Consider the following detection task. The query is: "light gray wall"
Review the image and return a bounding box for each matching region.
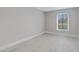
[45,8,79,35]
[76,8,79,35]
[16,8,45,39]
[0,7,44,47]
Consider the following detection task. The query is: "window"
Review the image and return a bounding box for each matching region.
[57,13,69,31]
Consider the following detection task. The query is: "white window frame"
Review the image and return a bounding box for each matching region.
[57,13,69,31]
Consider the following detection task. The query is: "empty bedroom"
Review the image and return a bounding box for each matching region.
[0,7,79,52]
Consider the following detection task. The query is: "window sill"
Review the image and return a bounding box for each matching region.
[57,29,69,32]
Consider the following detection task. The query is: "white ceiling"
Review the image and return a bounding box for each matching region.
[36,7,72,12]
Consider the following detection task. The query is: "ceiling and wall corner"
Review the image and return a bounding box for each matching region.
[35,7,74,12]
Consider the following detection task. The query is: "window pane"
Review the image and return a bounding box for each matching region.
[57,13,69,31]
[63,25,67,29]
[58,25,67,29]
[63,14,67,24]
[58,25,63,29]
[58,14,62,24]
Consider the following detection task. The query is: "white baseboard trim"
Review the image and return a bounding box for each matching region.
[0,32,45,51]
[46,32,79,38]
